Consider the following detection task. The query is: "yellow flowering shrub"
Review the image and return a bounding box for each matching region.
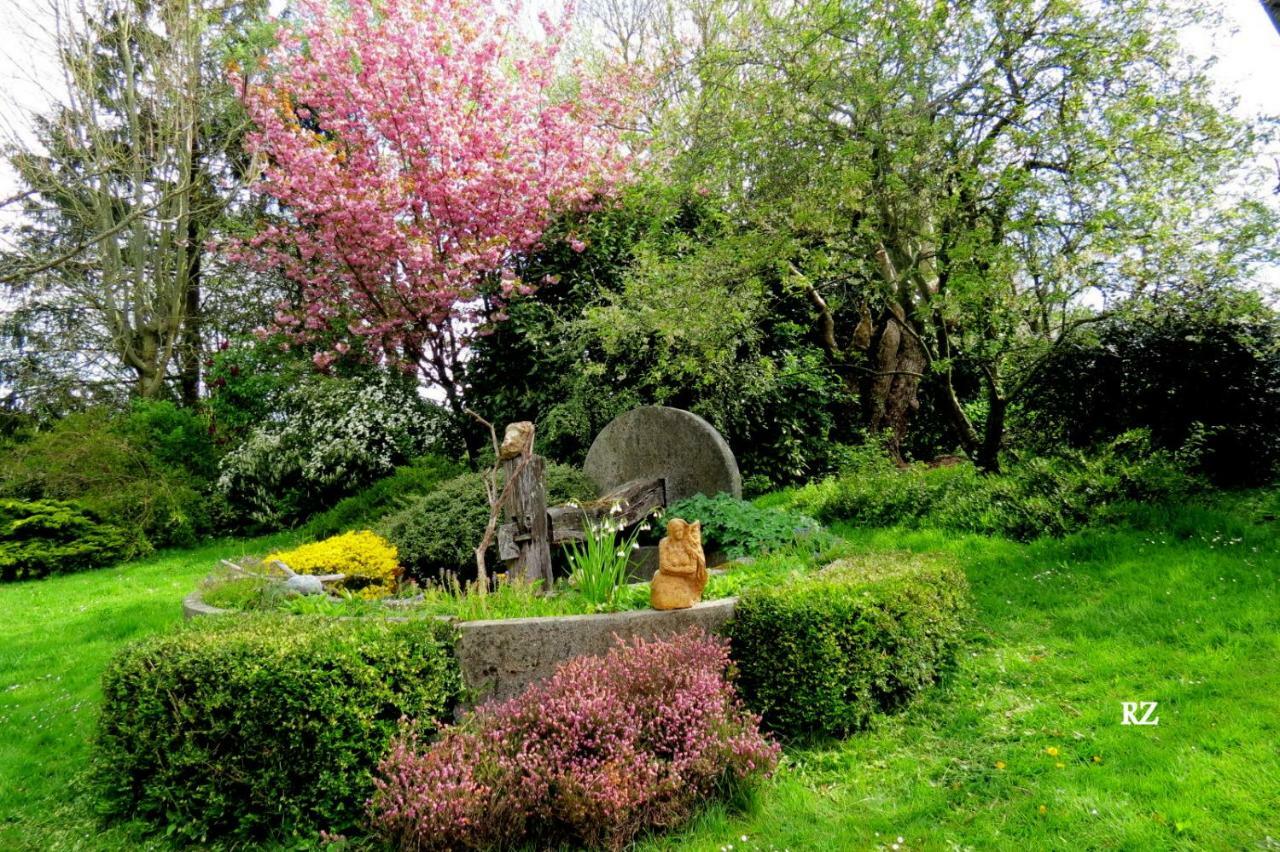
[265,530,401,598]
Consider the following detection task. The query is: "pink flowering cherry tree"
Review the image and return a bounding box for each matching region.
[234,0,631,415]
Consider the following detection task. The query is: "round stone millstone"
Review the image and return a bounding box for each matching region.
[583,406,742,503]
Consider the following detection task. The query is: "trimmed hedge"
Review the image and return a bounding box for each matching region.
[94,616,462,844]
[0,498,131,581]
[728,553,969,738]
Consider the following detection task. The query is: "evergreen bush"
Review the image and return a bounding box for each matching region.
[0,499,131,581]
[94,616,461,844]
[728,553,969,737]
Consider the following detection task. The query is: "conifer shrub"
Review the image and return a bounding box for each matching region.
[265,529,401,597]
[0,498,131,581]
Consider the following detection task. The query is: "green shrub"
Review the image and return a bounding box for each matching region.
[216,372,452,529]
[662,492,830,558]
[0,409,212,553]
[0,499,131,581]
[302,455,466,539]
[789,431,1202,541]
[728,553,969,738]
[94,616,462,844]
[379,463,594,581]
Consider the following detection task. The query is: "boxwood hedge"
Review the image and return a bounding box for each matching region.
[93,615,461,844]
[727,553,969,738]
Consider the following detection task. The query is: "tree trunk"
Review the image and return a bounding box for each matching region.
[861,306,927,462]
[179,144,202,407]
[977,395,1006,472]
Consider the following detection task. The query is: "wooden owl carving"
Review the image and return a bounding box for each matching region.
[651,518,708,610]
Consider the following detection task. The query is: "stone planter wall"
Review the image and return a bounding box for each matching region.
[181,586,737,704]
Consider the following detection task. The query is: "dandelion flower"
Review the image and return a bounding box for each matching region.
[1045,746,1060,757]
[995,761,1006,770]
[1038,805,1048,815]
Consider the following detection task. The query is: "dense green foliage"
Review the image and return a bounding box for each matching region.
[1019,295,1280,486]
[94,615,461,844]
[0,498,131,581]
[378,463,594,582]
[0,402,216,553]
[663,492,830,558]
[301,454,466,539]
[785,434,1202,541]
[217,372,451,528]
[465,181,856,487]
[729,552,969,738]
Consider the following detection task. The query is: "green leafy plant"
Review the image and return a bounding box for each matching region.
[788,432,1204,541]
[302,454,466,539]
[564,507,645,609]
[663,492,830,558]
[0,409,212,553]
[728,552,969,738]
[379,463,593,582]
[93,615,461,844]
[0,499,132,582]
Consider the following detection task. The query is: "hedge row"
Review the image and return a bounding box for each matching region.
[728,552,969,738]
[93,615,461,844]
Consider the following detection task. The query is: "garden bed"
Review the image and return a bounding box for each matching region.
[184,572,740,701]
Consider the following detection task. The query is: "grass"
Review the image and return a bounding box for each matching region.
[0,533,298,851]
[641,493,1280,851]
[1,493,1278,849]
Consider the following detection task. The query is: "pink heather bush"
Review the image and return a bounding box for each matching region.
[370,629,780,851]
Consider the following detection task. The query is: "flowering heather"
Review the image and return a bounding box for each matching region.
[370,629,779,851]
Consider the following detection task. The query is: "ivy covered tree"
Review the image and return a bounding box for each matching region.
[234,0,632,423]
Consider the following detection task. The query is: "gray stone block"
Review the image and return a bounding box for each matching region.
[456,597,738,703]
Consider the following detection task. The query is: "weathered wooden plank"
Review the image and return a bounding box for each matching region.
[547,477,665,544]
[523,456,552,585]
[497,522,519,562]
[497,476,667,556]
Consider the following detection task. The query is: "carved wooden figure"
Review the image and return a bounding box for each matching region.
[650,519,708,610]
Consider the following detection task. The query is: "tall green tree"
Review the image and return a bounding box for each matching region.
[629,0,1278,467]
[0,0,270,409]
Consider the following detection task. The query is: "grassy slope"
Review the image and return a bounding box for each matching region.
[646,496,1280,851]
[0,534,297,851]
[1,496,1277,850]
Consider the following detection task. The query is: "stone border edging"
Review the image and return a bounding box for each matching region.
[182,590,228,620]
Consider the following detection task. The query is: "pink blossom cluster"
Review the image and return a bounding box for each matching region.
[370,629,780,851]
[232,0,632,373]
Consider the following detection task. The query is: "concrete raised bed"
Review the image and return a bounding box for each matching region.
[181,586,737,704]
[456,597,737,702]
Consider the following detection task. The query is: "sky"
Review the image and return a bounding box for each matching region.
[0,0,1276,255]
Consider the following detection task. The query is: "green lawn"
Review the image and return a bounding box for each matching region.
[2,495,1278,850]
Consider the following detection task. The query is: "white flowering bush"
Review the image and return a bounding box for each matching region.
[217,373,448,527]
